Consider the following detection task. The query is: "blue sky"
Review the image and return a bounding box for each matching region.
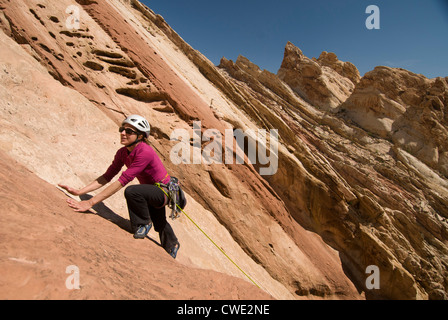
[142,0,448,79]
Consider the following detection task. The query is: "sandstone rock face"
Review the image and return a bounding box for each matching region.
[1,0,447,300]
[317,51,361,84]
[277,42,358,111]
[0,0,359,300]
[216,50,448,299]
[339,66,448,177]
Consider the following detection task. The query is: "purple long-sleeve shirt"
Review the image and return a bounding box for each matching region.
[102,142,170,186]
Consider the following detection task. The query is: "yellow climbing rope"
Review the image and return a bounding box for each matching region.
[155,184,262,290]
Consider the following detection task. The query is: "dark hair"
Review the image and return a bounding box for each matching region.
[137,131,150,145]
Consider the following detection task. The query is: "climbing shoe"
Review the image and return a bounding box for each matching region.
[133,223,152,239]
[169,242,180,259]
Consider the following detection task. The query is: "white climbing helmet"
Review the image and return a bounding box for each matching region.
[122,114,151,137]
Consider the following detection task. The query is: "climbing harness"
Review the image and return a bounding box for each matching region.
[155,176,185,220]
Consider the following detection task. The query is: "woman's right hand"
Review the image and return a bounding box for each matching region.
[58,184,81,196]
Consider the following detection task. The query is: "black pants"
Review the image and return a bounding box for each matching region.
[124,184,178,252]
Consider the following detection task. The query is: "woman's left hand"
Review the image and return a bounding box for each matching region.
[66,198,93,212]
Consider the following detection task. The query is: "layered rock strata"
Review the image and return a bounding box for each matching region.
[1,0,447,300]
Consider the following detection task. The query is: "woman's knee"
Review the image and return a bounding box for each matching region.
[124,185,141,200]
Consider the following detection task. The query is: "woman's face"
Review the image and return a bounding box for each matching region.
[120,124,139,146]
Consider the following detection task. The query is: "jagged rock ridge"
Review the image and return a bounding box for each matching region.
[0,0,447,300]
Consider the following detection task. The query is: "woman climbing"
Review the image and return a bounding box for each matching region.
[59,114,180,258]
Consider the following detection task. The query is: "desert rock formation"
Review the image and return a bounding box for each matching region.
[277,42,359,111]
[1,0,447,300]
